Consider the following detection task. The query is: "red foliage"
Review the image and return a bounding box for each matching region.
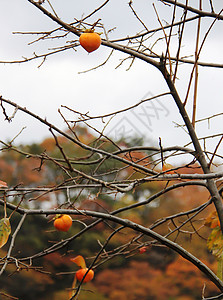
[0,160,14,184]
[0,156,45,186]
[94,258,219,299]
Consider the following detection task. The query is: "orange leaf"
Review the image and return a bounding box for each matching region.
[70,255,86,269]
[205,211,220,229]
[0,218,11,248]
[207,227,223,259]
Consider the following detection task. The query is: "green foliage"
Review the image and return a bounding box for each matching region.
[207,227,223,259]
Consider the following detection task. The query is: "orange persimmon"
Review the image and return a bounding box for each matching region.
[139,246,147,254]
[79,31,101,53]
[76,268,94,283]
[53,214,72,232]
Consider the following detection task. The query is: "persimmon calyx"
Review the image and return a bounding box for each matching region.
[83,29,95,33]
[53,214,62,220]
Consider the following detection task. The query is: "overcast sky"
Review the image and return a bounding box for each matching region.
[0,1,223,164]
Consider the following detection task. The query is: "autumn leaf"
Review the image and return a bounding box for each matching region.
[205,211,220,229]
[0,218,11,248]
[70,255,86,269]
[207,227,223,258]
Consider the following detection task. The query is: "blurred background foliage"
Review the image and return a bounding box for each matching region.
[0,126,220,299]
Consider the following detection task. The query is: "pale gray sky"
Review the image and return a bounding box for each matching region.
[0,1,223,164]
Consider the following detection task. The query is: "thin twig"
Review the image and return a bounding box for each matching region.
[0,214,27,276]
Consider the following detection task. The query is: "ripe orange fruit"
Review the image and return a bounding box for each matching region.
[76,268,94,283]
[139,246,147,254]
[53,214,72,232]
[79,31,101,53]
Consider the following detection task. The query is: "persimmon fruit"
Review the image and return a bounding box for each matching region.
[76,268,94,283]
[139,246,147,254]
[79,31,101,53]
[53,214,72,232]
